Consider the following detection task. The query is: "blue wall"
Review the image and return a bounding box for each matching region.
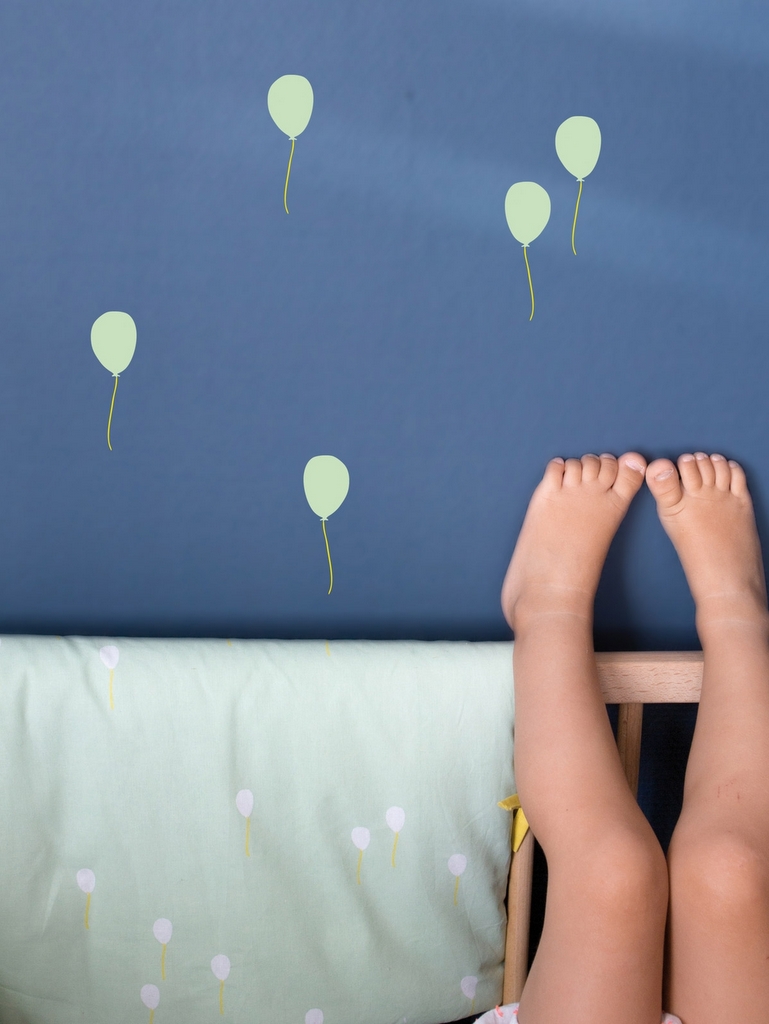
[1,0,768,647]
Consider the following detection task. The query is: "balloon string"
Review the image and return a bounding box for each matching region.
[150,1012,154,1024]
[391,832,399,867]
[219,980,224,1016]
[523,246,535,321]
[106,375,119,451]
[84,892,91,929]
[283,137,295,214]
[453,876,460,906]
[571,178,583,256]
[161,944,166,980]
[357,849,363,884]
[321,519,333,594]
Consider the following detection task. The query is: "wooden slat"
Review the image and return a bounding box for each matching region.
[502,827,534,1004]
[596,651,702,703]
[616,703,643,798]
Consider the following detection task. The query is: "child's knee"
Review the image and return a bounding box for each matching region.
[553,826,668,922]
[668,829,769,918]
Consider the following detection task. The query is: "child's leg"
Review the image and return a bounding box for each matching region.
[502,453,668,1024]
[647,453,769,1023]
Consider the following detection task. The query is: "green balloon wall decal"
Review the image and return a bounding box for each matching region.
[555,116,601,254]
[268,75,314,214]
[90,311,136,451]
[303,456,349,594]
[504,182,551,321]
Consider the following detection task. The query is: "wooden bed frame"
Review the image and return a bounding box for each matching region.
[502,650,705,1003]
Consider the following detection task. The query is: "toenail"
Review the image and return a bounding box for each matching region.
[680,454,695,462]
[625,457,645,472]
[695,452,708,460]
[655,468,675,480]
[728,460,739,467]
[711,453,725,461]
[552,457,564,464]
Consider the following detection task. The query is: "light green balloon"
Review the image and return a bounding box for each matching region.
[268,75,314,139]
[555,116,601,180]
[505,182,551,246]
[91,311,136,375]
[304,456,349,520]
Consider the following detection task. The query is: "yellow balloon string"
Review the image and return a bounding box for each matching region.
[453,876,459,906]
[109,669,114,710]
[571,178,584,255]
[161,943,166,980]
[321,519,333,594]
[245,816,251,857]
[391,832,399,867]
[106,374,119,451]
[219,980,224,1016]
[356,849,363,885]
[84,892,91,929]
[149,1012,154,1024]
[283,137,296,214]
[522,246,535,321]
[325,640,331,657]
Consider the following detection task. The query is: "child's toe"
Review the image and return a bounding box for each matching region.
[646,458,683,510]
[612,453,646,503]
[711,453,731,491]
[728,459,748,497]
[695,452,715,487]
[678,453,702,491]
[597,453,619,487]
[581,454,601,482]
[542,457,566,490]
[562,457,583,486]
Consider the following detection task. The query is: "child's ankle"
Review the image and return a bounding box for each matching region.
[507,585,594,634]
[696,596,769,642]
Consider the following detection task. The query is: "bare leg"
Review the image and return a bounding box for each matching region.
[502,453,668,1024]
[647,453,769,1023]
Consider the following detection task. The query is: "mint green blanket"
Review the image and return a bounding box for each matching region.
[0,637,515,1024]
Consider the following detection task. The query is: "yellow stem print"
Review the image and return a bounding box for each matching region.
[571,178,584,256]
[109,669,114,710]
[84,892,91,929]
[453,876,460,906]
[471,999,475,1013]
[283,137,296,214]
[149,1011,154,1024]
[325,639,330,657]
[391,832,399,867]
[522,246,535,321]
[245,816,251,857]
[321,519,334,594]
[356,849,363,885]
[161,944,166,981]
[106,374,119,451]
[219,980,224,1016]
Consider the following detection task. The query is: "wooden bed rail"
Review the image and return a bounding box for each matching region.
[595,650,703,704]
[502,650,704,1004]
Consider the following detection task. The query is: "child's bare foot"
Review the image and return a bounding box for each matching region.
[646,453,769,631]
[501,453,647,631]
